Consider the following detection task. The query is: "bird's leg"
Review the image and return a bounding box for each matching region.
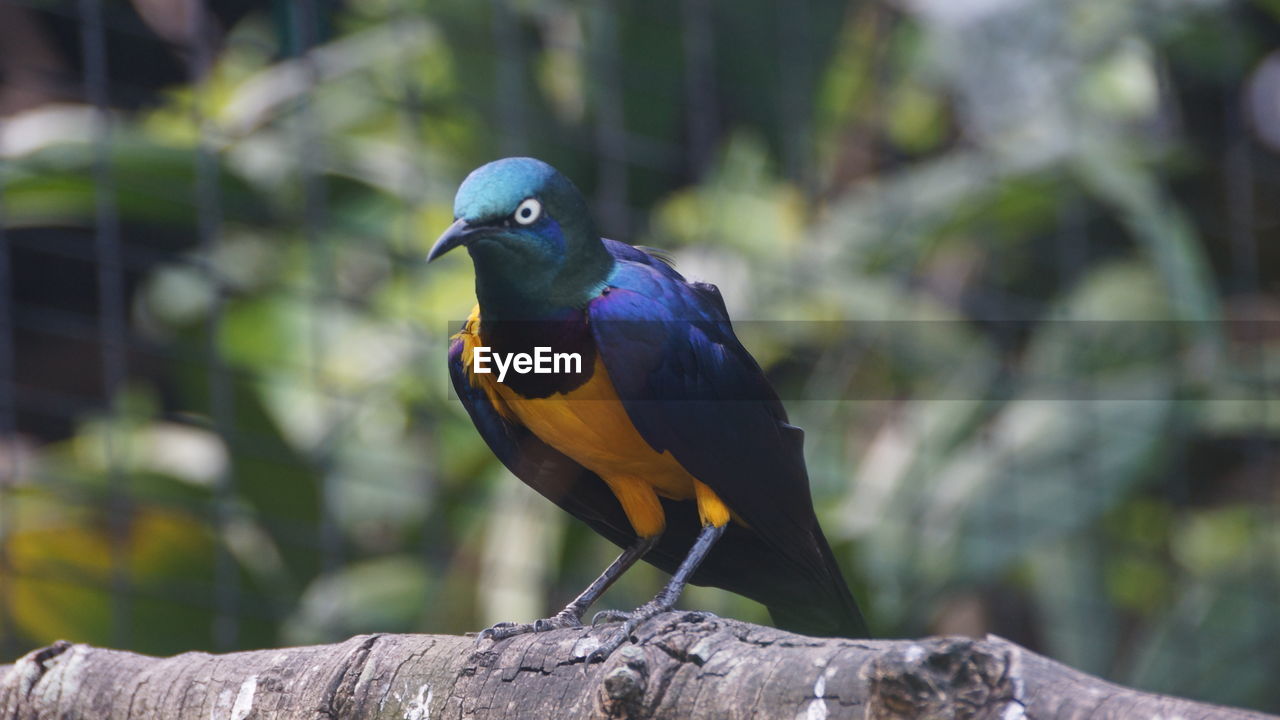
[588,523,726,662]
[478,534,659,642]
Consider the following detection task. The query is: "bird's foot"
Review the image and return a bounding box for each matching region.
[584,601,692,662]
[589,608,635,627]
[475,610,583,643]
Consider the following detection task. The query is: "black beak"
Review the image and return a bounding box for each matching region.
[427,218,474,262]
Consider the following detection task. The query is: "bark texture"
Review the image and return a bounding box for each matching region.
[1,612,1273,719]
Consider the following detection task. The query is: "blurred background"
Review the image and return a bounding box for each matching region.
[1,0,1278,712]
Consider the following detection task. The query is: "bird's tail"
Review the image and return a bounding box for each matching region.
[765,533,869,638]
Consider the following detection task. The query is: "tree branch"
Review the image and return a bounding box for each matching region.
[1,612,1272,719]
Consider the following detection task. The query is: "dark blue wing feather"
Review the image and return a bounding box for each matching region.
[589,250,868,637]
[588,262,816,560]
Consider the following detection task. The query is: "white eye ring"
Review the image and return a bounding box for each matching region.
[514,197,541,225]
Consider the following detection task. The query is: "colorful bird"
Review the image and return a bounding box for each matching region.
[429,157,868,658]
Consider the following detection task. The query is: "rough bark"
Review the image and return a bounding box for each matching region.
[0,612,1273,719]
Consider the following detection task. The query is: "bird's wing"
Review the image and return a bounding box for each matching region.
[586,259,829,580]
[447,332,636,543]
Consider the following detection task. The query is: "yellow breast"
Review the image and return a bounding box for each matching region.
[456,307,730,536]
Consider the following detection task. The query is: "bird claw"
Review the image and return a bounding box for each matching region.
[584,600,671,663]
[475,612,583,644]
[585,627,634,664]
[533,613,584,633]
[475,621,530,643]
[590,609,631,627]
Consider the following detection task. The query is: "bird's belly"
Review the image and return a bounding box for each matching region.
[494,357,696,500]
[457,307,731,536]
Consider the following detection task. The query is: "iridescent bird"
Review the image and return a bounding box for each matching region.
[429,157,868,658]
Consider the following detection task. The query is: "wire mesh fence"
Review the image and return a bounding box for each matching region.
[1,0,1278,713]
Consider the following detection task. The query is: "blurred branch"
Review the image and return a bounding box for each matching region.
[1,614,1273,720]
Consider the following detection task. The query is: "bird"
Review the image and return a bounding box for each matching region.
[429,157,868,659]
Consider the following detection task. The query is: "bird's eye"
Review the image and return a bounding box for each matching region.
[514,198,542,226]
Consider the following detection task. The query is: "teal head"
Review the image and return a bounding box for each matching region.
[428,157,614,320]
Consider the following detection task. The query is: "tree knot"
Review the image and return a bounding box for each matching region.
[599,645,649,719]
[13,640,74,698]
[865,638,1023,720]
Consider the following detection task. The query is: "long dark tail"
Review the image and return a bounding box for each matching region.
[765,532,869,638]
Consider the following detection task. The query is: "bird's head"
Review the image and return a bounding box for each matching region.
[429,157,613,320]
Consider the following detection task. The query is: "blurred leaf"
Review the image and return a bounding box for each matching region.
[215,19,448,138]
[1074,148,1221,332]
[929,394,1170,581]
[1125,508,1280,709]
[5,499,221,655]
[886,81,950,153]
[282,555,430,644]
[856,263,1179,634]
[815,5,892,149]
[2,138,270,228]
[1171,507,1257,576]
[1079,40,1160,120]
[1026,537,1119,676]
[5,502,114,646]
[650,136,806,259]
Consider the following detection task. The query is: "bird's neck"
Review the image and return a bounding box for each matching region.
[473,277,557,322]
[472,239,614,322]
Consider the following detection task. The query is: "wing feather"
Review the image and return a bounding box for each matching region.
[587,262,828,578]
